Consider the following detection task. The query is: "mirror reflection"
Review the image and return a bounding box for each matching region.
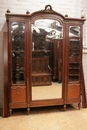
[11,22,25,84]
[69,26,80,37]
[32,19,63,100]
[69,26,80,82]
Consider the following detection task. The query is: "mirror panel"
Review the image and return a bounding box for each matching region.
[68,26,80,82]
[31,19,63,100]
[11,22,25,84]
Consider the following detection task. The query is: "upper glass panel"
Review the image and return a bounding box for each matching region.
[11,22,25,84]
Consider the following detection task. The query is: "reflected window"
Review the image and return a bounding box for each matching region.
[69,26,80,37]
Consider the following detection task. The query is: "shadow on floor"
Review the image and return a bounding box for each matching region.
[11,104,79,117]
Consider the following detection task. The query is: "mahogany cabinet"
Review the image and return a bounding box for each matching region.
[4,5,86,117]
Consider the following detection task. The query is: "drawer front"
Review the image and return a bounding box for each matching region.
[67,84,80,99]
[11,86,26,102]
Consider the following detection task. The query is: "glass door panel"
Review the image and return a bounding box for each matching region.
[11,22,25,84]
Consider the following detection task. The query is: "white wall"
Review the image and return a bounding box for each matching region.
[0,0,87,108]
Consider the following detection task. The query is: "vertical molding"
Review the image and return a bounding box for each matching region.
[3,32,9,117]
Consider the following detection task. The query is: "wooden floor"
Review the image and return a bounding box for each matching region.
[0,105,87,130]
[32,82,62,100]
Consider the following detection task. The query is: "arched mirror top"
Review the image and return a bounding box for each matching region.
[32,19,63,41]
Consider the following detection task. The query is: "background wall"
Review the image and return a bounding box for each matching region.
[0,0,87,108]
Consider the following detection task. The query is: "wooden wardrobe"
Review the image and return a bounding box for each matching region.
[3,5,86,117]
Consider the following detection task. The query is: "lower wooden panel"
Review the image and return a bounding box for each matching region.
[9,102,27,109]
[67,98,80,104]
[30,99,64,107]
[67,84,80,99]
[11,86,26,102]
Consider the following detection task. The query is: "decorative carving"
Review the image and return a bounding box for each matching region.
[26,11,30,14]
[40,4,57,13]
[7,9,10,13]
[16,87,21,94]
[71,84,76,92]
[81,15,85,18]
[65,14,68,17]
[45,5,52,11]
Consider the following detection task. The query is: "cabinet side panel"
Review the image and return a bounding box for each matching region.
[3,32,9,117]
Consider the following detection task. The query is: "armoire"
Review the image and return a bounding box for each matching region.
[3,5,86,117]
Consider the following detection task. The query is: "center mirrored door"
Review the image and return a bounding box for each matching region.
[31,19,63,100]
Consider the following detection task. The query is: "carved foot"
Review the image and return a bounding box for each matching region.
[27,107,30,115]
[64,104,66,111]
[9,109,12,116]
[78,103,80,110]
